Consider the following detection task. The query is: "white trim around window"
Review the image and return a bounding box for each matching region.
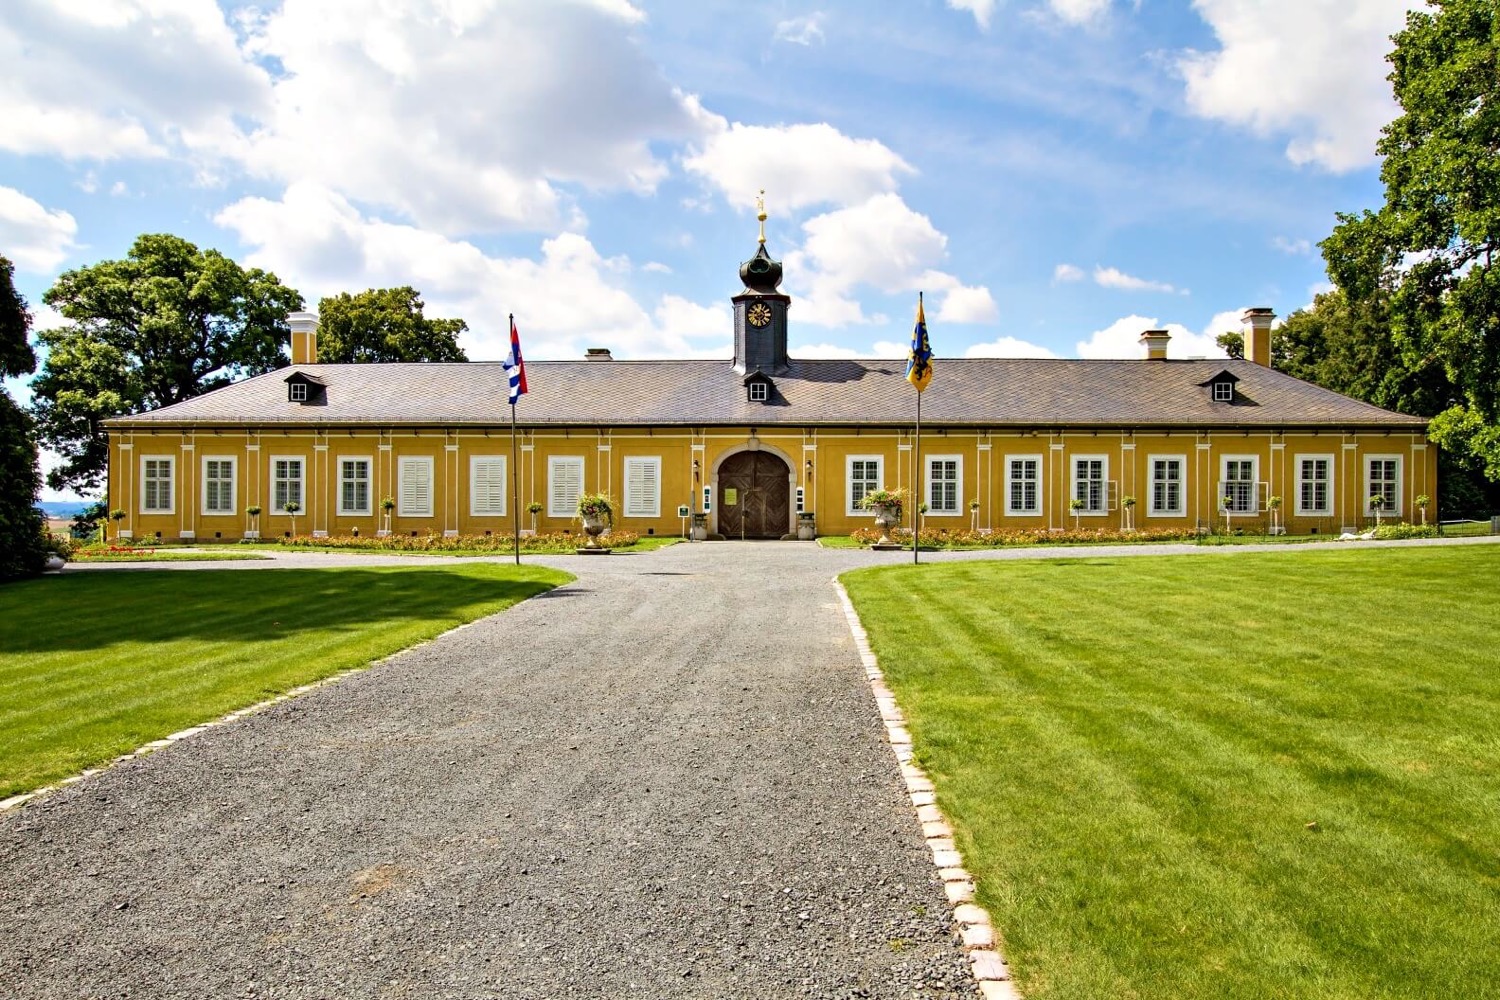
[925,455,962,515]
[140,454,175,514]
[271,455,305,514]
[847,455,884,515]
[338,455,373,516]
[1295,454,1333,517]
[470,455,507,517]
[623,456,662,518]
[201,455,236,515]
[1147,454,1186,517]
[398,455,434,517]
[1365,454,1402,517]
[1219,455,1260,514]
[1004,454,1042,516]
[548,456,585,518]
[1072,455,1108,515]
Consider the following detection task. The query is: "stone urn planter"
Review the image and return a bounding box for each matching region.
[576,492,613,554]
[858,488,906,550]
[691,511,708,541]
[796,512,816,540]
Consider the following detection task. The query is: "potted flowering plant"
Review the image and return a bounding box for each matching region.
[527,501,544,533]
[857,488,906,547]
[1121,495,1137,532]
[1368,493,1386,527]
[1267,494,1283,535]
[1415,493,1430,526]
[1069,496,1084,531]
[379,495,395,536]
[245,504,261,539]
[577,493,613,550]
[283,500,301,538]
[109,507,128,541]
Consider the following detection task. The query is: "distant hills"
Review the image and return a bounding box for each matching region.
[40,501,91,519]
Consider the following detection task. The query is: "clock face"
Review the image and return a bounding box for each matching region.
[747,302,773,328]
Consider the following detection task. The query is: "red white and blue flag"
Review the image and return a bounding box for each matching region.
[505,317,528,404]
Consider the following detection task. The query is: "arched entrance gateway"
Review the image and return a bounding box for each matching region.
[715,450,793,539]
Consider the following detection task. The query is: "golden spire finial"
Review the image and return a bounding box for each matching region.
[756,189,767,245]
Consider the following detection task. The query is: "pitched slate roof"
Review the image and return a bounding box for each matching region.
[106,357,1427,430]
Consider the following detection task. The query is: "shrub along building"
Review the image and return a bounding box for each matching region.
[104,234,1434,543]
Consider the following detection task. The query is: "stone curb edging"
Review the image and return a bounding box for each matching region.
[832,578,1024,1000]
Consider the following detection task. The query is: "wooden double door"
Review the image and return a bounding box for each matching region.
[717,451,791,539]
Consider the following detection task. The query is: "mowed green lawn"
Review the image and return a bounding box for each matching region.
[843,544,1500,1000]
[0,564,570,798]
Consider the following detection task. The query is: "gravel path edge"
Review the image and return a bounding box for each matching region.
[832,576,1025,1000]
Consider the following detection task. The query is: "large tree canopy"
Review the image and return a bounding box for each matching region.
[0,255,46,579]
[315,287,468,363]
[31,234,302,493]
[1323,0,1500,480]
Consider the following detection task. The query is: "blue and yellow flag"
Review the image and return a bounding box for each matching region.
[905,292,933,393]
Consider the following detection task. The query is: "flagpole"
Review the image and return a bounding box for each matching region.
[509,312,520,567]
[913,388,921,565]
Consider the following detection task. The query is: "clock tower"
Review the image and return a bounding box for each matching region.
[731,192,791,374]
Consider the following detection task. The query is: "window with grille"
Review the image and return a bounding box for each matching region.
[1212,381,1234,402]
[927,457,960,514]
[1367,457,1400,515]
[398,456,433,517]
[289,382,308,402]
[1221,457,1257,513]
[548,456,584,518]
[1073,457,1107,513]
[1150,457,1184,516]
[1297,456,1332,515]
[469,456,506,517]
[1005,456,1040,515]
[748,382,768,402]
[624,456,661,518]
[273,458,304,513]
[203,457,235,514]
[339,458,371,515]
[848,457,882,514]
[142,456,174,513]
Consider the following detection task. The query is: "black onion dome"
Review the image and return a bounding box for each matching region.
[739,243,783,293]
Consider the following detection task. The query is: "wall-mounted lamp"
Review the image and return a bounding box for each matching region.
[692,459,701,483]
[805,459,813,477]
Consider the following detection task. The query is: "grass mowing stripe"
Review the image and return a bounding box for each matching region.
[0,564,570,798]
[843,545,1500,1000]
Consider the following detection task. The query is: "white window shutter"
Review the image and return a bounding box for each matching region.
[399,457,433,516]
[624,457,660,518]
[548,457,583,517]
[470,457,506,516]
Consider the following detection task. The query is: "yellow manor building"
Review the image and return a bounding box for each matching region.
[104,240,1434,542]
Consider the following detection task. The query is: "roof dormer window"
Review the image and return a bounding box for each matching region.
[1199,369,1240,404]
[1212,381,1233,402]
[749,382,769,402]
[284,371,327,405]
[289,382,308,402]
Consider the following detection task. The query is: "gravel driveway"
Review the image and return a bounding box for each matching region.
[1,541,982,999]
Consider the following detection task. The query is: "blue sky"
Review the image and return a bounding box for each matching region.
[2,1,1415,498]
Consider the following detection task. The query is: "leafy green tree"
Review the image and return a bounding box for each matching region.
[1323,0,1500,482]
[0,255,47,579]
[315,287,467,363]
[31,234,302,493]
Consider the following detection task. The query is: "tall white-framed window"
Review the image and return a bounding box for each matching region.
[141,455,175,514]
[398,456,434,517]
[1366,455,1402,516]
[201,456,236,515]
[624,456,662,518]
[469,455,507,517]
[1072,456,1108,514]
[1220,456,1259,513]
[1296,455,1333,516]
[1004,455,1041,516]
[925,456,961,515]
[338,457,372,515]
[847,456,883,515]
[548,456,584,518]
[1148,456,1185,517]
[271,456,304,513]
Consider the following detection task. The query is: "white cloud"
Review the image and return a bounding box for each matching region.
[682,117,914,213]
[775,14,826,45]
[1179,0,1408,172]
[947,0,998,30]
[215,182,727,361]
[964,337,1059,359]
[240,0,705,235]
[935,284,999,324]
[1048,0,1112,27]
[1075,310,1237,358]
[1093,265,1182,294]
[0,187,78,272]
[1053,263,1085,283]
[0,0,268,161]
[1272,236,1312,255]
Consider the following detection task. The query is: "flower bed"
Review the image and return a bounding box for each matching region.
[277,530,643,552]
[849,525,1204,548]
